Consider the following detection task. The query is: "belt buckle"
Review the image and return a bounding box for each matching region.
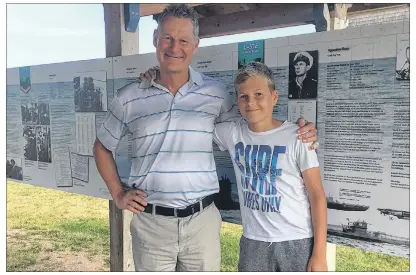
[174,208,178,218]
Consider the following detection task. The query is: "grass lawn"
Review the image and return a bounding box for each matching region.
[6,181,410,271]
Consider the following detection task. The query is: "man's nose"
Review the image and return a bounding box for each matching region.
[169,39,180,52]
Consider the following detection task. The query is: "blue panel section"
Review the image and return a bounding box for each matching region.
[124,3,140,33]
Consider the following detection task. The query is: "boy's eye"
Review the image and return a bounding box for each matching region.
[256,93,262,96]
[239,95,248,100]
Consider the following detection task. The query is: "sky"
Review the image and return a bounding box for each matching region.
[6,3,316,68]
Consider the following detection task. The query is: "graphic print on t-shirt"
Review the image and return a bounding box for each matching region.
[234,142,286,213]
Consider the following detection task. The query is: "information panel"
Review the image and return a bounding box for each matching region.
[7,22,409,258]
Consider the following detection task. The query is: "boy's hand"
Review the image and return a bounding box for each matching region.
[139,66,159,83]
[307,255,328,272]
[296,118,319,150]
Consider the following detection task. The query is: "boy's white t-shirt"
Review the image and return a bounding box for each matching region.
[213,118,319,242]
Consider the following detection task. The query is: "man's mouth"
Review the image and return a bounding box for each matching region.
[165,54,183,59]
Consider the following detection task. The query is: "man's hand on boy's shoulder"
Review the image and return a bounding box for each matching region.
[296,118,319,150]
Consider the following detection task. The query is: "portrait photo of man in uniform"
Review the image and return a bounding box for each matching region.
[288,51,318,99]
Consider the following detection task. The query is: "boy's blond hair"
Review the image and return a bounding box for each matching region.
[234,62,276,92]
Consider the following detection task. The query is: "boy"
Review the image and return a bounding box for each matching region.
[213,62,328,272]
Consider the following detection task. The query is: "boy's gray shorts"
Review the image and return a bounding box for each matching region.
[238,235,314,272]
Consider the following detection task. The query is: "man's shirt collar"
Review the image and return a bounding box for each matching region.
[139,66,204,92]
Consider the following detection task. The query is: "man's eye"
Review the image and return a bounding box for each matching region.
[180,40,189,44]
[240,95,248,100]
[256,93,262,96]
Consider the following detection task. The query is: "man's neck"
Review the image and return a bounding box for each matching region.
[156,68,190,95]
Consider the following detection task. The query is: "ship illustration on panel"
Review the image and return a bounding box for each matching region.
[328,219,409,246]
[327,195,369,211]
[377,208,410,220]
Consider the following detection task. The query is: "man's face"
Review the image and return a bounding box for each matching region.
[237,75,278,125]
[294,61,309,76]
[153,16,199,74]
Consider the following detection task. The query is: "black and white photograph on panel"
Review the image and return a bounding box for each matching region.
[288,50,318,99]
[23,126,37,161]
[38,103,50,125]
[396,38,409,80]
[73,71,107,112]
[21,102,39,125]
[36,126,52,163]
[6,157,23,181]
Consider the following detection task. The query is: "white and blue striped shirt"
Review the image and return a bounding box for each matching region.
[97,67,238,208]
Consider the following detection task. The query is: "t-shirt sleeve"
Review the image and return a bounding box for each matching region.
[215,84,240,123]
[296,140,320,172]
[213,121,235,151]
[96,93,128,151]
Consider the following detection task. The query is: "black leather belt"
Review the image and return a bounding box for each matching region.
[143,194,214,218]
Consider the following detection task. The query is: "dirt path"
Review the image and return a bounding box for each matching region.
[7,229,108,272]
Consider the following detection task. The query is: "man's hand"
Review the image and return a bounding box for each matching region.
[114,189,148,214]
[139,66,159,83]
[296,118,319,150]
[307,254,328,272]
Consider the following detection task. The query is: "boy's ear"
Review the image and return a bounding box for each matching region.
[272,90,278,105]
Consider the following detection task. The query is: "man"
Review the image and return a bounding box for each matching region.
[93,4,318,272]
[9,159,23,180]
[6,160,12,177]
[288,51,318,99]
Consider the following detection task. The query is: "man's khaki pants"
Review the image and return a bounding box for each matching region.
[130,202,222,271]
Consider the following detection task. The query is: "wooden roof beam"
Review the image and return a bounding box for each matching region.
[197,3,315,38]
[139,3,204,17]
[347,3,407,14]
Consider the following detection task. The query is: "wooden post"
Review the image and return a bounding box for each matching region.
[327,243,337,271]
[329,4,352,30]
[313,3,330,32]
[313,3,351,32]
[103,3,139,271]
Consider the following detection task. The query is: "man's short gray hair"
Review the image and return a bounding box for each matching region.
[157,4,200,38]
[234,62,276,92]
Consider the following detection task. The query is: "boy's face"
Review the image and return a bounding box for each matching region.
[237,75,278,125]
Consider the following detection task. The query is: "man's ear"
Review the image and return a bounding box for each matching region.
[153,29,158,48]
[193,37,200,55]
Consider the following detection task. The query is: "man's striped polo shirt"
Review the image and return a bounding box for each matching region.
[97,67,238,208]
